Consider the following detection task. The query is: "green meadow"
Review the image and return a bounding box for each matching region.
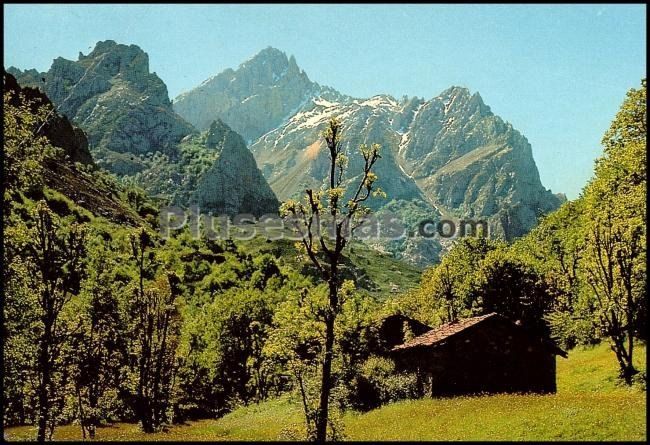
[5,342,645,442]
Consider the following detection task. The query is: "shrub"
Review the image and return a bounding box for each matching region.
[350,356,418,411]
[546,310,600,350]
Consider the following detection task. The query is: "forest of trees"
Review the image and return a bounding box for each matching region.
[2,79,646,441]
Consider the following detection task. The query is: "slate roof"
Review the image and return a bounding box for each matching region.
[392,313,498,351]
[391,312,567,357]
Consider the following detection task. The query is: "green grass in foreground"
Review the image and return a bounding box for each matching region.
[4,342,646,441]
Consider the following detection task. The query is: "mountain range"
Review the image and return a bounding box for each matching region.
[8,41,565,266]
[8,41,278,217]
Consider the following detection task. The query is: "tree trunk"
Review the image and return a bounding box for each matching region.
[136,252,156,433]
[88,385,98,439]
[36,322,53,442]
[295,369,313,437]
[139,399,154,433]
[316,313,334,442]
[315,280,338,442]
[77,386,87,440]
[621,363,638,385]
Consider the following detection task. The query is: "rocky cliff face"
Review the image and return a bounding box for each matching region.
[192,120,280,216]
[252,95,427,205]
[8,40,194,175]
[393,87,564,239]
[173,47,346,143]
[101,118,279,217]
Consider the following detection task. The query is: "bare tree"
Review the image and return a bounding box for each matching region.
[280,118,382,441]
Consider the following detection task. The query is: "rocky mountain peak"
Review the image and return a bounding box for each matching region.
[85,39,119,53]
[438,85,470,99]
[434,86,490,117]
[235,46,304,88]
[174,47,320,141]
[245,46,288,65]
[245,47,300,72]
[288,54,299,70]
[78,40,151,81]
[250,78,564,262]
[190,119,280,216]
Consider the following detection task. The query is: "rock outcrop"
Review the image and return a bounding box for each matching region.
[192,120,280,216]
[4,70,94,166]
[251,89,564,240]
[8,40,194,175]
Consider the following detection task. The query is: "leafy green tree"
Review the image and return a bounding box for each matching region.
[474,248,553,337]
[200,286,276,406]
[3,89,54,427]
[171,242,296,420]
[513,200,586,310]
[351,355,418,411]
[14,202,88,440]
[263,286,337,440]
[580,80,646,383]
[397,237,502,326]
[2,87,57,207]
[3,249,40,426]
[125,228,183,432]
[70,236,128,438]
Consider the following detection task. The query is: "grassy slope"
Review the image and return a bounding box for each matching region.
[346,343,647,441]
[5,342,646,441]
[236,234,423,301]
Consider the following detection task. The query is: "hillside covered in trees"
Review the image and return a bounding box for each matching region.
[3,60,646,441]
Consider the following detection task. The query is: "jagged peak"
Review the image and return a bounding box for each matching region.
[259,46,286,58]
[438,85,471,100]
[241,46,289,68]
[288,54,298,69]
[187,47,305,95]
[84,40,145,57]
[79,40,150,74]
[208,118,231,134]
[354,94,400,109]
[51,56,79,67]
[95,39,118,48]
[430,85,492,116]
[6,66,29,77]
[206,118,245,149]
[236,46,306,80]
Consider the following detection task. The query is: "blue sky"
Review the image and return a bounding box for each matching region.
[3,4,646,199]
